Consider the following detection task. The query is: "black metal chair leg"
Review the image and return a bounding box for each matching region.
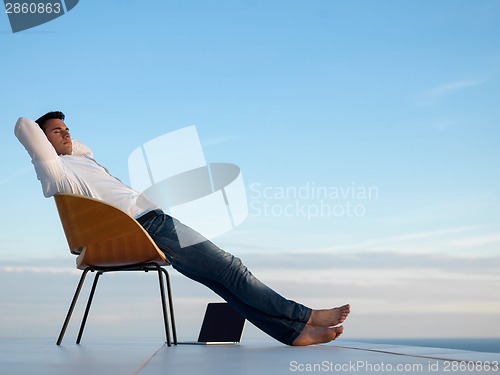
[155,264,171,346]
[161,268,177,345]
[56,265,176,346]
[56,268,91,345]
[76,271,101,344]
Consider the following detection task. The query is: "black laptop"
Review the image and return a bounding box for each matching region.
[180,302,246,345]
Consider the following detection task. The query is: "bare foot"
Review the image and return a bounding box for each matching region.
[307,304,350,327]
[292,325,344,346]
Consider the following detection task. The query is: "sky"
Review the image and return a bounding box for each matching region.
[1,0,500,342]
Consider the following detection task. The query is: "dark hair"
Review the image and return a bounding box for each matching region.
[35,111,65,131]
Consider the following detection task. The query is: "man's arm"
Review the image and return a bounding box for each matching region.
[14,117,65,186]
[15,117,58,160]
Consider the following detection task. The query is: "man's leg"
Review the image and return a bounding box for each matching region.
[142,213,311,343]
[168,249,347,346]
[141,213,348,345]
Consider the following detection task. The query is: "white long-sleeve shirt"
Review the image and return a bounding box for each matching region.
[14,117,158,219]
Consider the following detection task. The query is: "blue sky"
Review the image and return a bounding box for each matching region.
[1,0,499,341]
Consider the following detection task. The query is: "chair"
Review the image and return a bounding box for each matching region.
[53,193,177,346]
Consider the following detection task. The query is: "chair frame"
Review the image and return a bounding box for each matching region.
[53,193,177,346]
[56,262,177,346]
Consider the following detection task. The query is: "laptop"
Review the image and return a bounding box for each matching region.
[179,302,246,345]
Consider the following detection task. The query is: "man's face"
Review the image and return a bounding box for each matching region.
[43,118,73,155]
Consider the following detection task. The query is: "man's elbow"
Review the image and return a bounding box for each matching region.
[14,117,38,138]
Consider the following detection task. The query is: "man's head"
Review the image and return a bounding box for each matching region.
[35,111,72,155]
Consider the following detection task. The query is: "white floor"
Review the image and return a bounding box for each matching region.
[1,338,499,375]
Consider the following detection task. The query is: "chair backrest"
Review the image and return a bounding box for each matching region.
[54,193,168,269]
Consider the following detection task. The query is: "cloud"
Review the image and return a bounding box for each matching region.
[203,134,238,147]
[425,79,485,98]
[415,79,486,106]
[0,166,31,186]
[2,252,500,339]
[0,265,79,275]
[246,250,500,273]
[306,223,500,256]
[451,234,500,248]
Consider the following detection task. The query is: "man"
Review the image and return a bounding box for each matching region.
[15,111,350,346]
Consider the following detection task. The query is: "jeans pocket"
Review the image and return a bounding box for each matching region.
[146,214,175,236]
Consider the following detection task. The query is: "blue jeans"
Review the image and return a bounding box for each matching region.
[139,211,312,345]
